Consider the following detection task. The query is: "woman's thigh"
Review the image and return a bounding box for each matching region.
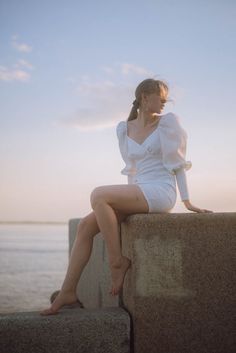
[90,184,149,214]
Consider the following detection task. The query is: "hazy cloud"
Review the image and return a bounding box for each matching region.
[100,62,154,77]
[14,59,34,70]
[11,35,32,53]
[58,78,135,129]
[101,66,115,75]
[59,62,177,129]
[0,65,30,82]
[0,37,34,82]
[120,63,153,76]
[57,107,128,131]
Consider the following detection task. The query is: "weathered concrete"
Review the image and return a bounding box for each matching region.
[121,212,236,353]
[0,307,130,353]
[69,218,120,308]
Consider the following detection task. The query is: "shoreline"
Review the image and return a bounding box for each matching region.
[0,221,68,225]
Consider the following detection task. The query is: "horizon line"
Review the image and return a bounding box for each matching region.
[0,221,69,225]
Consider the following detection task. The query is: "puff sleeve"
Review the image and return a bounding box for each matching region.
[116,121,136,183]
[159,113,192,201]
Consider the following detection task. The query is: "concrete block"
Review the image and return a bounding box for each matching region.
[0,307,130,353]
[69,219,119,308]
[121,212,236,353]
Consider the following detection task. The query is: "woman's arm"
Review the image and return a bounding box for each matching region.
[175,168,189,201]
[175,168,213,213]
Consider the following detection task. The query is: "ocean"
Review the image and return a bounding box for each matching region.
[0,223,69,315]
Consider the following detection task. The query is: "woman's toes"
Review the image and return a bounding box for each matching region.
[40,307,58,316]
[40,291,78,316]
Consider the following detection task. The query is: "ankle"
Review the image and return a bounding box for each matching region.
[110,256,125,268]
[60,288,77,296]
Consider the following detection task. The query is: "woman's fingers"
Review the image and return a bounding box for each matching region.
[188,206,213,213]
[198,208,213,213]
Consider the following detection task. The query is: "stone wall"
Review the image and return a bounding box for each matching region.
[69,212,236,353]
[121,212,236,353]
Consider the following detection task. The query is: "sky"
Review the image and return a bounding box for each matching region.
[0,0,235,222]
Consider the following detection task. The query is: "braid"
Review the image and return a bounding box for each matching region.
[127,99,140,121]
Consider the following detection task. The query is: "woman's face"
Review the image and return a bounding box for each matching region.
[142,92,167,114]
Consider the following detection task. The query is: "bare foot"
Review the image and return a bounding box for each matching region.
[40,291,78,316]
[109,256,131,296]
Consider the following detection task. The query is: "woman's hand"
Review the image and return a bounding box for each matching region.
[183,200,213,213]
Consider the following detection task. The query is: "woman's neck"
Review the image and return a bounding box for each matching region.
[136,110,162,127]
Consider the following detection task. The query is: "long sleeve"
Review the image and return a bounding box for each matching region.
[116,121,136,183]
[175,168,189,201]
[159,113,192,201]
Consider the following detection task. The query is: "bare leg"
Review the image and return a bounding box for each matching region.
[40,183,148,315]
[40,213,100,315]
[92,199,131,296]
[90,184,149,296]
[90,199,131,295]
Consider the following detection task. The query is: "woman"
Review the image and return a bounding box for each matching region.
[40,78,213,316]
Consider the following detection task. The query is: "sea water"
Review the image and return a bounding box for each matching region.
[0,223,69,314]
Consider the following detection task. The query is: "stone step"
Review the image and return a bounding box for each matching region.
[0,307,130,353]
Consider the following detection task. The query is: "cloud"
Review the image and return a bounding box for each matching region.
[58,62,176,130]
[58,72,150,129]
[11,35,32,53]
[101,66,115,75]
[0,37,34,82]
[14,59,34,70]
[58,80,134,129]
[100,62,153,77]
[120,63,153,76]
[0,65,30,82]
[56,108,127,131]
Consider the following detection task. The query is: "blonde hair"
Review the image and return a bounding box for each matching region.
[127,78,171,121]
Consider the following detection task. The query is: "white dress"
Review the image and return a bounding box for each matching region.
[116,112,192,213]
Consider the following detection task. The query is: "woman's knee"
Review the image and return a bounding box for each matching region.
[76,218,87,234]
[76,213,100,239]
[90,187,106,210]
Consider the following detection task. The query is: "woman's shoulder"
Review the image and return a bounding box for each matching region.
[116,120,126,137]
[160,112,181,125]
[160,112,188,137]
